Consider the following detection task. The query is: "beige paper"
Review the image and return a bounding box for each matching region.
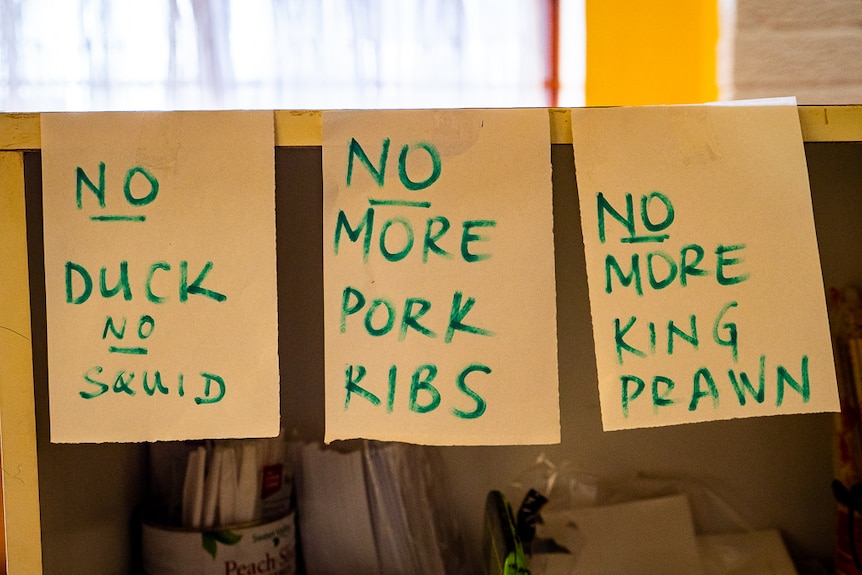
[572,103,839,431]
[698,529,797,575]
[567,495,705,575]
[41,111,279,442]
[323,109,559,445]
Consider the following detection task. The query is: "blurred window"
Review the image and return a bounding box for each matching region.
[0,0,587,111]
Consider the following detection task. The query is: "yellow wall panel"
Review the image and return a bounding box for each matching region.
[586,0,719,106]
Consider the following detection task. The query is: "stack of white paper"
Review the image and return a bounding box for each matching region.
[296,442,458,575]
[363,443,448,575]
[296,444,380,575]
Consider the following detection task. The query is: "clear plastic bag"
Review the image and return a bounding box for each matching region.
[504,454,758,575]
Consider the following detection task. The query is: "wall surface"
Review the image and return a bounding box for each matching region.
[14,115,860,574]
[734,0,862,103]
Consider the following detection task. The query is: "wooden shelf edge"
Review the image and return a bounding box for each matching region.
[798,105,862,143]
[2,105,861,150]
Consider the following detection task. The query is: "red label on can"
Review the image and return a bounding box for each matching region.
[261,464,283,499]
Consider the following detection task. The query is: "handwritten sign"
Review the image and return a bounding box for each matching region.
[42,111,280,442]
[571,103,840,430]
[323,109,559,445]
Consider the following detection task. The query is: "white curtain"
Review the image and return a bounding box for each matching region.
[0,0,555,111]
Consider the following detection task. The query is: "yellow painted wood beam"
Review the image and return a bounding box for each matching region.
[0,150,43,574]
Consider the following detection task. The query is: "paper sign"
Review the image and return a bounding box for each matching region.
[41,111,279,442]
[323,109,559,445]
[571,103,839,430]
